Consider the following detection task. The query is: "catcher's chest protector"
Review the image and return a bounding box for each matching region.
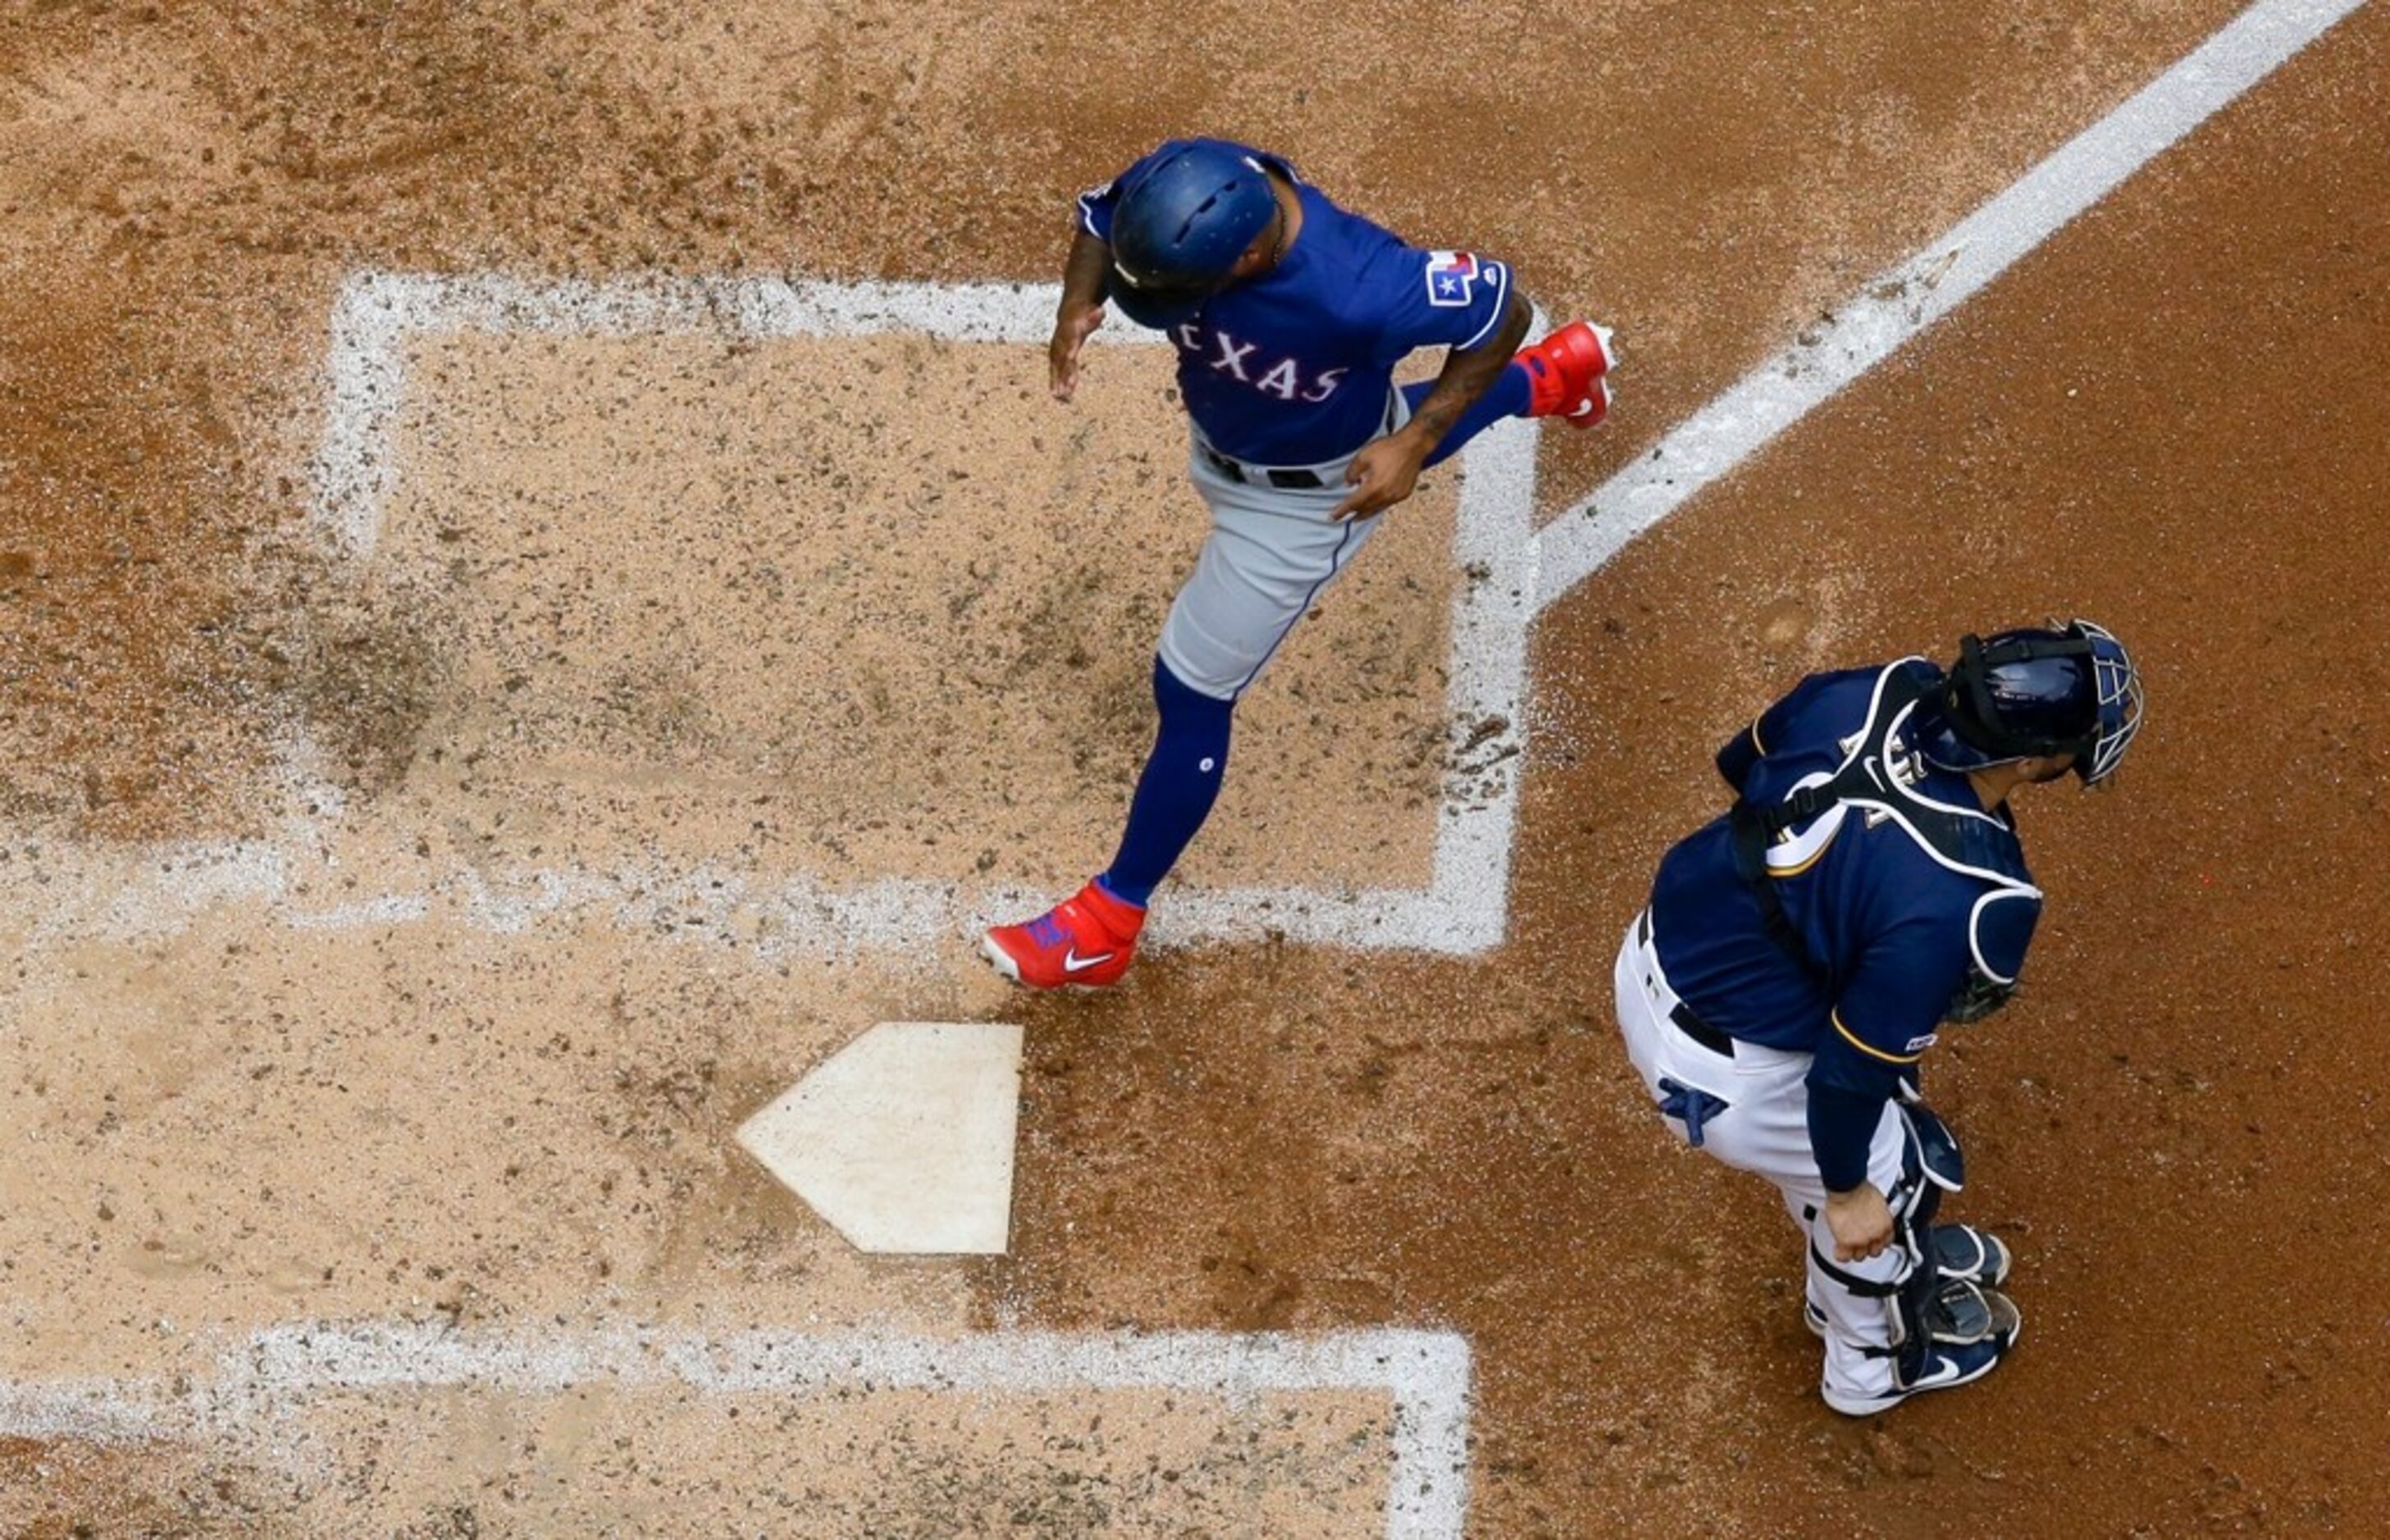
[1730,663,2039,1000]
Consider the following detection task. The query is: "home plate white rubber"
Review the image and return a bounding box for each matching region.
[736,1021,1024,1255]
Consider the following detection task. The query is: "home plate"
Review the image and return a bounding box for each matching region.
[737,1021,1024,1255]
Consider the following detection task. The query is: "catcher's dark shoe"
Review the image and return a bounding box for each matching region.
[1819,1283,2023,1418]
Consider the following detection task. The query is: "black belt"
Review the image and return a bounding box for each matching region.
[1638,909,1736,1058]
[1202,447,1324,490]
[1671,1000,1735,1058]
[1202,394,1397,490]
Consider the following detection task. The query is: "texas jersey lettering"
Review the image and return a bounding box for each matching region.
[1168,321,1350,406]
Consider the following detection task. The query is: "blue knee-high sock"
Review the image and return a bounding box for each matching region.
[1098,658,1234,908]
[1403,364,1533,470]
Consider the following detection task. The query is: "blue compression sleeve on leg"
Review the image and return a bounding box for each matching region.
[1403,363,1534,469]
[1099,657,1234,907]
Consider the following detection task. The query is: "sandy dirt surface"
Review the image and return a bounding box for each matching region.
[367,330,1453,893]
[7,1387,1398,1536]
[5,0,2383,1534]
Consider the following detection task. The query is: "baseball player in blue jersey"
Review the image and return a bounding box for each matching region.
[1613,621,2144,1414]
[983,138,1616,988]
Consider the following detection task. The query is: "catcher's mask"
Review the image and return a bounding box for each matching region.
[1916,619,2144,786]
[1103,142,1279,330]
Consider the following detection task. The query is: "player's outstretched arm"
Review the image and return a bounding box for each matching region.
[1051,227,1111,403]
[1333,289,1532,521]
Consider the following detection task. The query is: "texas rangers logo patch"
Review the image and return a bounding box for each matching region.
[1425,251,1480,307]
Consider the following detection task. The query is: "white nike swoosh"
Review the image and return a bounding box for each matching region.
[1062,948,1115,973]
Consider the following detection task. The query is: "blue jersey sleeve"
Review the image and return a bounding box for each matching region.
[1722,668,1882,794]
[1715,718,1763,791]
[1829,909,1973,1073]
[1077,178,1119,242]
[1360,245,1517,362]
[1805,1079,1891,1193]
[1804,874,2032,1191]
[1806,927,1947,1192]
[1804,900,1966,1193]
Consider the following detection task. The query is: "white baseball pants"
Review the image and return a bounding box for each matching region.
[1612,911,1922,1407]
[1158,393,1412,702]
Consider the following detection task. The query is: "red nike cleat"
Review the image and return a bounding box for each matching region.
[981,880,1146,989]
[1517,319,1617,428]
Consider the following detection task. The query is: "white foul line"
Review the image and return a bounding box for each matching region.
[0,1324,1474,1540]
[1528,0,2370,613]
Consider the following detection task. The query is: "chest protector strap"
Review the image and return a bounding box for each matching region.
[1727,663,2032,986]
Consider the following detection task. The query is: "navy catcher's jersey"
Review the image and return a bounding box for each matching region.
[1078,139,1515,466]
[1648,663,2042,1109]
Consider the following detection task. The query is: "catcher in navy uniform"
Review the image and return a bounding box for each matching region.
[1612,620,2144,1414]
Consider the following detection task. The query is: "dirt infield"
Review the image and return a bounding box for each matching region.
[5,1,2386,1535]
[365,326,1455,894]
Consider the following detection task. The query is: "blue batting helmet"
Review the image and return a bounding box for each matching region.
[1104,143,1279,329]
[1915,619,2145,786]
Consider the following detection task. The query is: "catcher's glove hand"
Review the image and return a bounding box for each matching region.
[1944,970,2017,1025]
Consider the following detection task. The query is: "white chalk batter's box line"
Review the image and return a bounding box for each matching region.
[296,271,1535,959]
[0,1324,1474,1540]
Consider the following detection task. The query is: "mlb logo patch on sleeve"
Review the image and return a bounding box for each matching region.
[1425,251,1480,307]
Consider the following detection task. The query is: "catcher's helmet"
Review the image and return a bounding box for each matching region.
[1916,619,2145,786]
[1104,142,1279,329]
